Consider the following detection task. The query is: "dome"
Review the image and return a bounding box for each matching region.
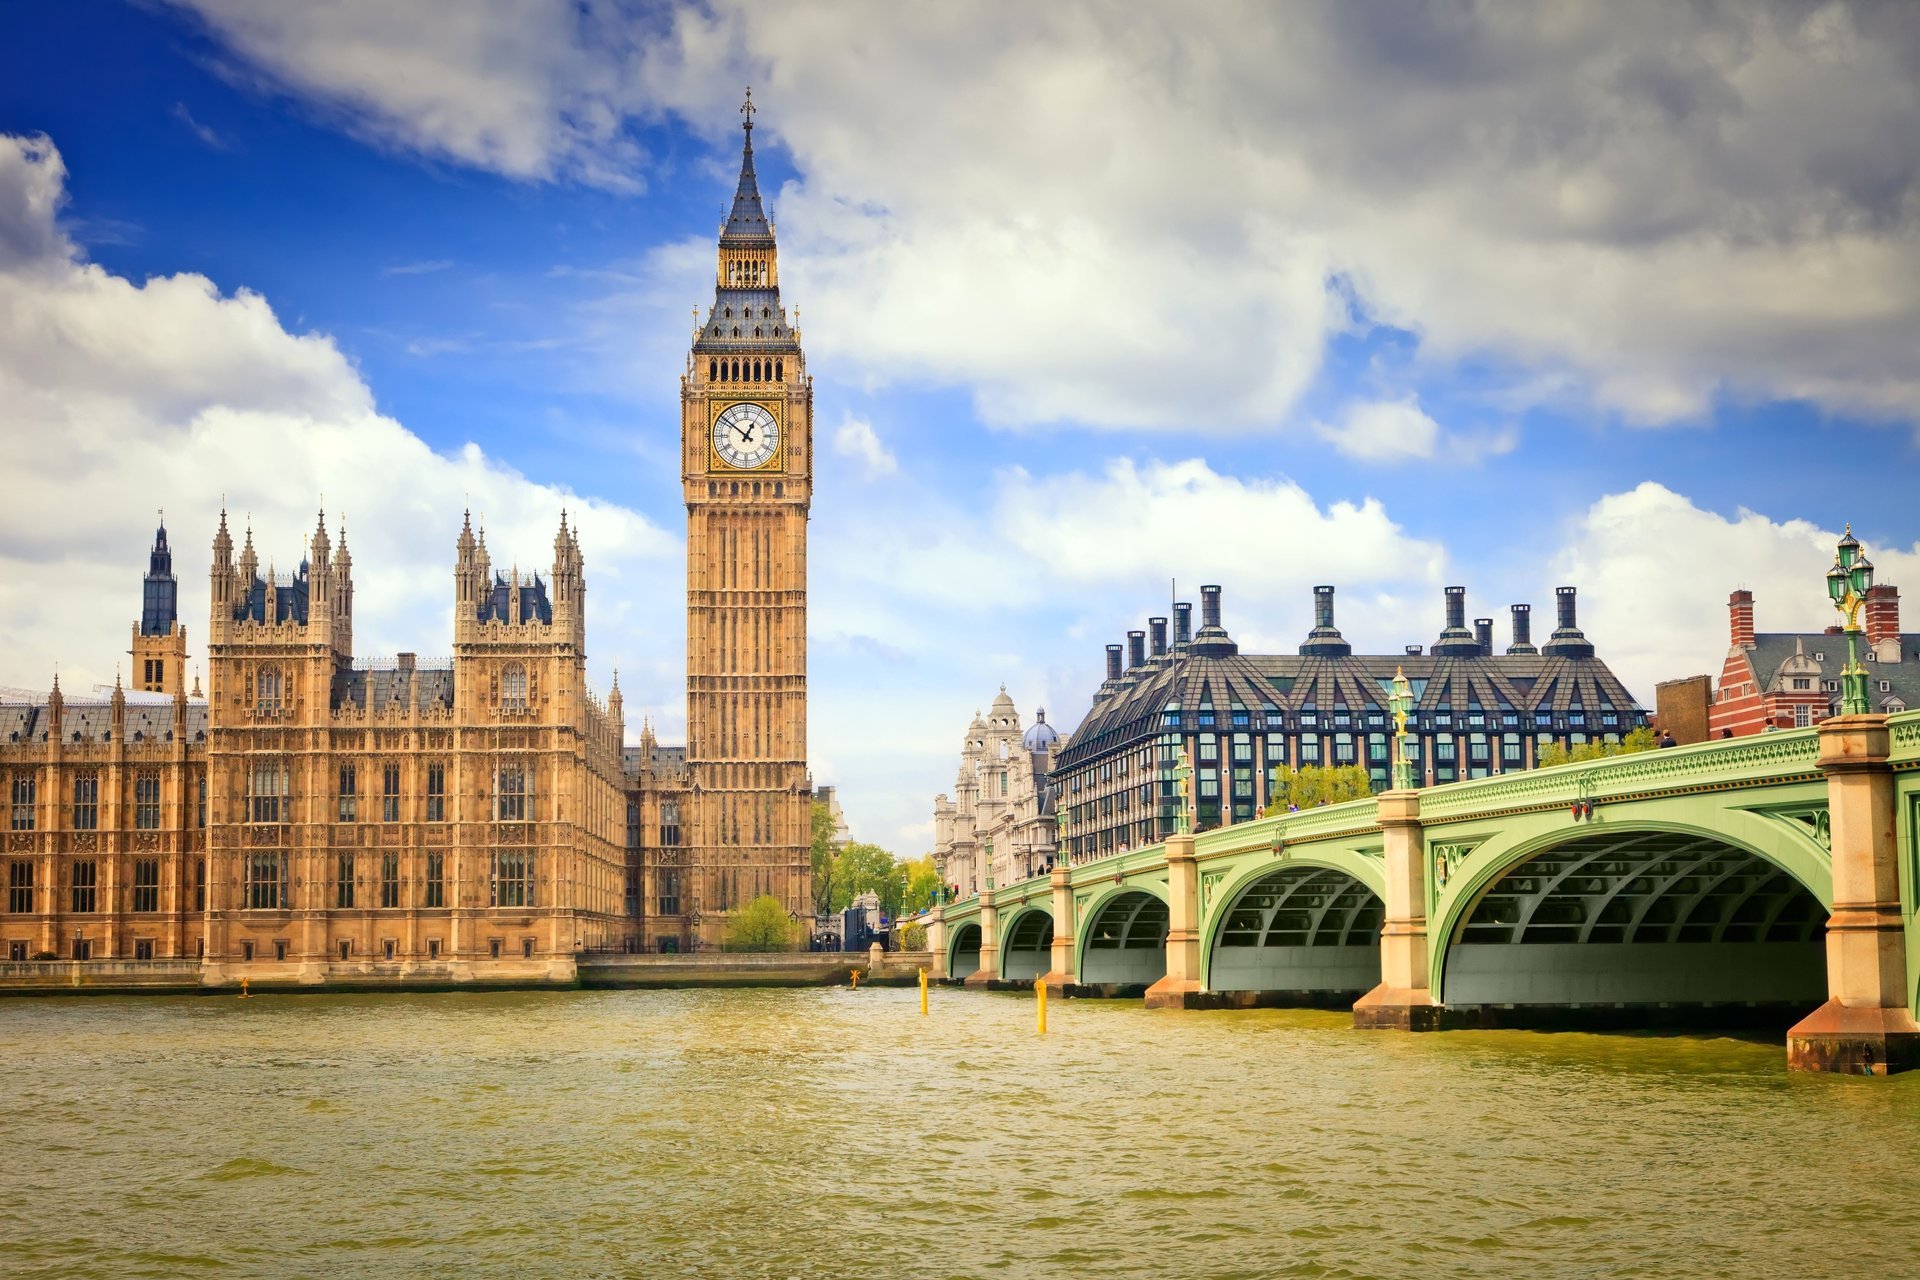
[1022,708,1060,752]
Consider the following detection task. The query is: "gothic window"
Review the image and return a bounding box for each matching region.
[249,761,288,824]
[491,849,533,908]
[336,853,356,909]
[71,770,99,831]
[244,853,287,909]
[380,853,400,908]
[338,764,358,822]
[426,763,446,823]
[70,859,97,913]
[197,777,206,828]
[774,359,782,380]
[494,763,530,821]
[382,763,401,822]
[133,859,160,912]
[732,327,740,338]
[134,771,161,829]
[256,666,282,714]
[7,860,33,913]
[194,857,205,911]
[660,800,681,846]
[425,852,446,908]
[502,664,528,712]
[10,774,35,830]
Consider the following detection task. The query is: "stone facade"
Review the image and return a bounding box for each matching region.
[932,688,1060,897]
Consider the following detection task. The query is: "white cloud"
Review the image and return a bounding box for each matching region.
[0,134,680,726]
[1550,482,1920,704]
[831,414,897,478]
[1314,398,1441,462]
[170,2,1920,431]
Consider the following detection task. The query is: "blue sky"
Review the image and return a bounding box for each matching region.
[2,2,1917,849]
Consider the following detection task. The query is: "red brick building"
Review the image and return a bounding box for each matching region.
[1709,583,1915,737]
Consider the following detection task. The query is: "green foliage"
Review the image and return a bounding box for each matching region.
[726,895,799,952]
[1537,725,1657,768]
[902,854,941,913]
[809,801,839,918]
[1262,764,1376,816]
[897,920,928,951]
[831,841,907,918]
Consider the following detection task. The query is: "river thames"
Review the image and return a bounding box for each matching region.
[5,987,1919,1278]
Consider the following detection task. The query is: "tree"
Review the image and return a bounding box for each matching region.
[809,801,839,918]
[832,841,907,918]
[1263,764,1375,816]
[727,895,799,952]
[902,854,941,913]
[1538,725,1657,768]
[897,920,928,951]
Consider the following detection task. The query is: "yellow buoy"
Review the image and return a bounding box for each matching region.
[239,977,251,999]
[919,966,928,1015]
[850,968,859,989]
[1035,974,1047,1035]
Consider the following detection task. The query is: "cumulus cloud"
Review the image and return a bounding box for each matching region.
[0,133,680,723]
[831,414,897,478]
[1313,398,1441,462]
[170,1,1920,432]
[1549,482,1920,704]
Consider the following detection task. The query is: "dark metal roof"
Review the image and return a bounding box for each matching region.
[0,699,209,745]
[1746,632,1920,711]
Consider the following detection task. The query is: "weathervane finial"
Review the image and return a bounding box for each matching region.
[741,86,756,134]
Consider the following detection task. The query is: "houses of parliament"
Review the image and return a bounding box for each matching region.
[0,99,812,980]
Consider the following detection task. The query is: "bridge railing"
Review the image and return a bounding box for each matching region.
[1415,726,1823,822]
[1890,707,1920,764]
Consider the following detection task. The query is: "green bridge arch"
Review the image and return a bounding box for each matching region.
[1198,849,1389,993]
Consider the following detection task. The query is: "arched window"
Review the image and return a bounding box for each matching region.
[708,359,717,381]
[256,666,282,713]
[774,359,782,381]
[752,359,761,380]
[731,327,740,338]
[502,663,528,712]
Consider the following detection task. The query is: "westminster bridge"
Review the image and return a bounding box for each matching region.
[923,711,1920,1074]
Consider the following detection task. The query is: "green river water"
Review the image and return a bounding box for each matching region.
[3,986,1918,1278]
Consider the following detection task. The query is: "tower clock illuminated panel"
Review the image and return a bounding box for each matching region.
[712,402,779,469]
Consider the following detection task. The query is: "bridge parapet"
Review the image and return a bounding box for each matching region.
[1417,727,1822,822]
[1888,708,1920,764]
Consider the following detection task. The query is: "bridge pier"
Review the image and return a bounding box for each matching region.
[1787,715,1920,1075]
[1354,790,1444,1030]
[1144,834,1203,1009]
[924,907,947,981]
[963,886,999,987]
[1039,864,1076,993]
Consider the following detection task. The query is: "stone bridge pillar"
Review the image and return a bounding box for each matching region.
[1040,864,1076,994]
[963,887,999,987]
[1144,834,1202,1009]
[919,906,945,981]
[1354,790,1443,1030]
[1788,715,1920,1074]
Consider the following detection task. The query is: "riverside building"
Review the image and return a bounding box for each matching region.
[0,97,813,977]
[1053,583,1647,862]
[931,688,1061,898]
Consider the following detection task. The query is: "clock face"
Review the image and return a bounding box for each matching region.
[713,402,779,470]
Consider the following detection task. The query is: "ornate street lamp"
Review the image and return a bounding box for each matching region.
[1826,525,1875,716]
[1388,665,1415,790]
[1054,797,1069,871]
[1172,746,1194,835]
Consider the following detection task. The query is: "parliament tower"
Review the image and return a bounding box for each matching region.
[682,92,811,941]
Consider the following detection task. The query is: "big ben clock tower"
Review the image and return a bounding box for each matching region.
[682,91,812,942]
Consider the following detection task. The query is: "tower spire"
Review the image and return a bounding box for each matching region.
[721,87,772,245]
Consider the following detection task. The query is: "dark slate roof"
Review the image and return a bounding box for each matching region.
[623,744,689,783]
[695,289,797,354]
[477,574,551,625]
[1057,642,1647,769]
[1748,632,1920,712]
[0,699,209,745]
[332,664,456,712]
[722,121,773,244]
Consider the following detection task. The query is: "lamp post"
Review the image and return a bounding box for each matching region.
[1054,798,1069,871]
[1826,525,1875,717]
[1388,665,1415,791]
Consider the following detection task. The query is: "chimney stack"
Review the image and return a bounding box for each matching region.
[1473,617,1493,655]
[1508,603,1536,654]
[1866,584,1900,659]
[1301,584,1352,657]
[1127,630,1147,670]
[1148,616,1169,657]
[1542,585,1595,658]
[1445,586,1466,631]
[1104,645,1123,682]
[1433,586,1480,656]
[1173,602,1193,648]
[1728,589,1756,649]
[1201,584,1223,631]
[1556,585,1578,632]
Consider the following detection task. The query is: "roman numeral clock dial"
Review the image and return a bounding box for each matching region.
[712,402,779,470]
